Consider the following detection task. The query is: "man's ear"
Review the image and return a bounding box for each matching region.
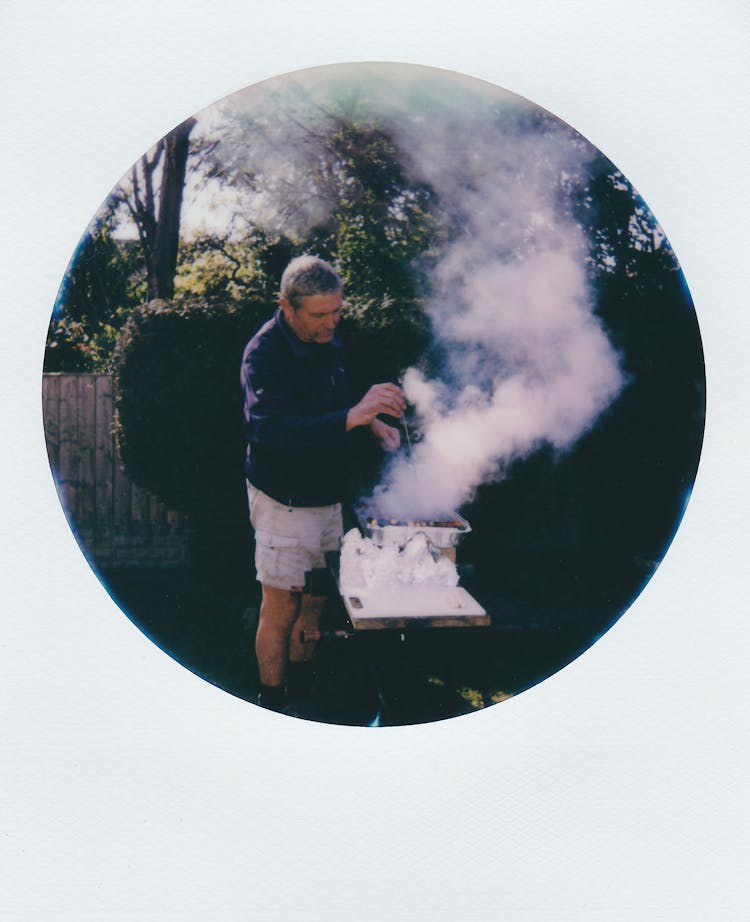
[279,296,293,321]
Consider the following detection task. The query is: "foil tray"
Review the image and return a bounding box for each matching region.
[355,508,472,549]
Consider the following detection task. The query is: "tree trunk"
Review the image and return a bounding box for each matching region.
[148,117,197,300]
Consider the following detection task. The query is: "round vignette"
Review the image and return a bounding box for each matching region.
[42,62,706,726]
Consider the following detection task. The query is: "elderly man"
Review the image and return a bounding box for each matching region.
[241,255,405,712]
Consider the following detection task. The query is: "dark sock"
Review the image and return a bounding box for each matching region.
[286,661,314,701]
[257,683,287,711]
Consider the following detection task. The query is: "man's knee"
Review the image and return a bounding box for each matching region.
[260,584,302,627]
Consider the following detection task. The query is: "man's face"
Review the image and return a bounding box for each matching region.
[280,290,343,345]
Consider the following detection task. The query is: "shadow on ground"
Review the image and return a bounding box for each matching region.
[101,562,613,727]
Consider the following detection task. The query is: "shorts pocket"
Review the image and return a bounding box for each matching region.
[254,529,300,550]
[254,529,304,589]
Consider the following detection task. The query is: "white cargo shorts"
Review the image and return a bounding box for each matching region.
[247,482,343,591]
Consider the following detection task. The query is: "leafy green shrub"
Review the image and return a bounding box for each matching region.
[113,296,272,518]
[44,316,122,373]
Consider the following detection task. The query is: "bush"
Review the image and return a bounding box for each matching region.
[113,296,273,518]
[44,316,121,373]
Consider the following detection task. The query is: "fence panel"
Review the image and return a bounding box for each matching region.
[42,373,192,569]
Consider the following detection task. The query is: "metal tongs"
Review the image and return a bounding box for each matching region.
[400,410,414,459]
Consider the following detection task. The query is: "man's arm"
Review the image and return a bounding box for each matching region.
[242,343,405,454]
[346,383,405,431]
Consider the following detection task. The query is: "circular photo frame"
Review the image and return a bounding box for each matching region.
[42,62,705,726]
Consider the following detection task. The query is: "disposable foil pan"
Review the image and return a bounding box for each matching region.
[355,508,471,549]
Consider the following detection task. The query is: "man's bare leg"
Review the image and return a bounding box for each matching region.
[255,586,326,709]
[255,584,301,688]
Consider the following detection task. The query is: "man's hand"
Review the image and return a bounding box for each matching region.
[370,417,401,452]
[346,383,406,430]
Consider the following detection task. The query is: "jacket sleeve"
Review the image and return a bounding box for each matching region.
[241,341,349,457]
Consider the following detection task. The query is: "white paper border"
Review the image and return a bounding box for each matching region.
[3,2,749,919]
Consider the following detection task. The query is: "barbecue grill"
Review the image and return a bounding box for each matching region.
[330,505,488,630]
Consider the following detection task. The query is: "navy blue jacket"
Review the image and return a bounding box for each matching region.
[241,309,353,507]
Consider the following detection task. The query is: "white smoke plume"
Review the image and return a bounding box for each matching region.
[363,75,625,517]
[215,65,625,516]
[371,249,624,517]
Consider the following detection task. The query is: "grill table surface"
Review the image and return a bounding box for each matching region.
[339,583,489,631]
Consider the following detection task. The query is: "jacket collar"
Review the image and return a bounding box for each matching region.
[275,307,343,357]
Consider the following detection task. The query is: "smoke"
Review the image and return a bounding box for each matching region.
[219,65,625,515]
[370,200,625,518]
[359,71,625,517]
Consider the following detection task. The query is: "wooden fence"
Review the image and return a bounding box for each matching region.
[42,373,193,569]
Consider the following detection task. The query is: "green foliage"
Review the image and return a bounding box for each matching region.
[45,218,146,373]
[45,314,126,373]
[576,155,679,282]
[313,122,438,302]
[113,295,273,516]
[55,220,146,325]
[175,236,257,300]
[206,108,439,303]
[174,230,295,303]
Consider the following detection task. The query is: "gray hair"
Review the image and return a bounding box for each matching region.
[279,255,343,310]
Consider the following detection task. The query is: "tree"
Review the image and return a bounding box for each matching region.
[44,209,146,372]
[576,154,680,283]
[46,117,202,372]
[326,122,437,301]
[174,229,296,303]
[205,92,439,303]
[114,117,197,300]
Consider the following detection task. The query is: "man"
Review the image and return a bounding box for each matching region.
[241,255,405,712]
